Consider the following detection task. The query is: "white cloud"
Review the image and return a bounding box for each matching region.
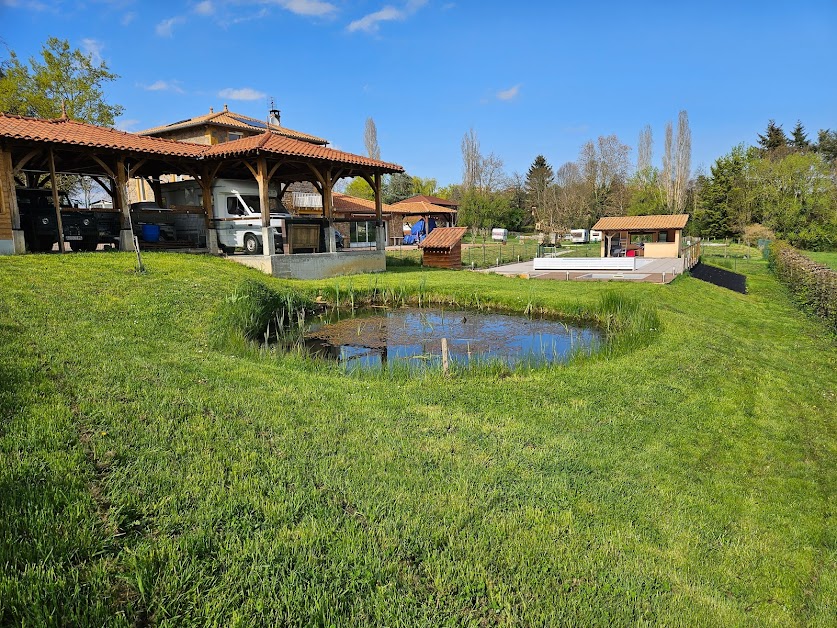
[275,0,337,17]
[218,87,266,101]
[121,11,136,24]
[347,0,426,33]
[497,84,521,101]
[143,80,185,94]
[155,16,185,37]
[1,0,49,9]
[116,118,140,132]
[81,38,104,64]
[194,0,214,15]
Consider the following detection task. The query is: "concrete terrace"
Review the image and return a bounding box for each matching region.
[482,257,687,283]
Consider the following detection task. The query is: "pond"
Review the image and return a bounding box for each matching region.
[285,307,601,371]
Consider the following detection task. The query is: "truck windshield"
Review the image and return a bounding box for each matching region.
[226,195,261,215]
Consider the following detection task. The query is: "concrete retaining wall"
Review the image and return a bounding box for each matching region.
[232,250,386,279]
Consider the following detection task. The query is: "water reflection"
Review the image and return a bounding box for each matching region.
[291,308,600,371]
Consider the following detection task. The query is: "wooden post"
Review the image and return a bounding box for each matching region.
[48,147,65,254]
[0,148,25,253]
[322,168,337,253]
[374,172,385,251]
[115,157,135,252]
[200,165,219,254]
[257,156,273,255]
[441,337,449,375]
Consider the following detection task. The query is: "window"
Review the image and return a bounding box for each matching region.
[630,233,652,244]
[349,221,380,247]
[658,231,668,242]
[228,132,243,142]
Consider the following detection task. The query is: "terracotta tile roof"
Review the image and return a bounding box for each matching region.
[202,132,403,172]
[389,200,457,215]
[332,193,394,213]
[138,108,328,145]
[418,227,468,250]
[0,114,403,173]
[593,214,690,231]
[0,113,205,157]
[400,194,459,207]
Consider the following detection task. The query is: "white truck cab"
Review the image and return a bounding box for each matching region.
[161,178,290,254]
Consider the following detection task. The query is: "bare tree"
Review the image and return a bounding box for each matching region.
[661,121,674,212]
[637,125,653,184]
[480,152,505,192]
[660,110,691,213]
[461,127,481,190]
[364,117,380,161]
[673,110,692,213]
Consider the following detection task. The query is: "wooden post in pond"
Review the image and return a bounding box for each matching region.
[47,148,65,254]
[441,337,449,375]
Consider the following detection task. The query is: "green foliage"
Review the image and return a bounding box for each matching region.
[344,177,374,201]
[410,176,437,196]
[790,120,811,151]
[0,37,123,126]
[694,145,751,238]
[757,119,788,153]
[626,169,666,215]
[382,173,415,204]
[457,188,509,231]
[525,155,554,212]
[816,129,837,164]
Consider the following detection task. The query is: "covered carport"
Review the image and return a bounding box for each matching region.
[0,112,403,278]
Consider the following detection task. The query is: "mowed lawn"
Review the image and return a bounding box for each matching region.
[0,252,835,626]
[803,250,837,270]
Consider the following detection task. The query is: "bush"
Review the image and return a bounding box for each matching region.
[742,223,775,248]
[770,241,837,331]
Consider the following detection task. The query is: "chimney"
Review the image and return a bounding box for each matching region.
[223,103,228,112]
[269,108,281,126]
[209,106,214,113]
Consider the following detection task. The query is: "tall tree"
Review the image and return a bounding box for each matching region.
[0,37,123,126]
[461,128,481,190]
[636,125,653,184]
[816,129,837,164]
[790,120,810,151]
[363,117,380,161]
[525,155,554,219]
[661,110,691,213]
[757,119,789,152]
[382,173,414,204]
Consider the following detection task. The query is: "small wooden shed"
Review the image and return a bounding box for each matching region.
[418,227,468,269]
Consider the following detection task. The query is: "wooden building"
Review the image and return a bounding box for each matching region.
[418,227,468,269]
[592,214,690,258]
[0,112,402,265]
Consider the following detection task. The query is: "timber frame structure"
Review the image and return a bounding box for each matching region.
[0,113,402,256]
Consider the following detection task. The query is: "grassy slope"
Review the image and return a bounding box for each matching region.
[0,253,835,626]
[803,251,837,270]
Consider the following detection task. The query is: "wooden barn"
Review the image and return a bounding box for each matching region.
[418,227,468,269]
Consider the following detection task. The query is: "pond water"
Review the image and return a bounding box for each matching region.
[289,307,601,370]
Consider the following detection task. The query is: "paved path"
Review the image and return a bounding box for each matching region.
[479,256,687,284]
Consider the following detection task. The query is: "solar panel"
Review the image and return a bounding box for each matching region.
[231,115,268,130]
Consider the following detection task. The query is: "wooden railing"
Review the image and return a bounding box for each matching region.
[681,238,701,269]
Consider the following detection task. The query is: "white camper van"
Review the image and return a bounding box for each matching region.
[161,179,288,254]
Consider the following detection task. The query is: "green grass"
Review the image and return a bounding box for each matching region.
[1,252,835,626]
[802,250,837,270]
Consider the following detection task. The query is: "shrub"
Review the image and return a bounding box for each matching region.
[742,223,775,248]
[770,241,837,331]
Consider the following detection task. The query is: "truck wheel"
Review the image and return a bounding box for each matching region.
[243,233,262,255]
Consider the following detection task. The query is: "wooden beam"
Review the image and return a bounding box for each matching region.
[240,159,258,180]
[257,156,270,227]
[267,160,285,180]
[48,147,66,254]
[91,176,113,197]
[89,154,116,179]
[374,172,382,226]
[11,149,41,175]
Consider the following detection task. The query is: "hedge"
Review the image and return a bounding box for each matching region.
[770,241,837,331]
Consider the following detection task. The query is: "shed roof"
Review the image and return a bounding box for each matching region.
[399,194,459,208]
[593,214,689,231]
[139,107,328,145]
[332,193,394,213]
[389,200,457,215]
[418,227,468,251]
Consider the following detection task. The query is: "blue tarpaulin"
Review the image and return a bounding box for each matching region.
[402,218,436,245]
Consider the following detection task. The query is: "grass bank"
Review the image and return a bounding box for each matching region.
[1,252,835,626]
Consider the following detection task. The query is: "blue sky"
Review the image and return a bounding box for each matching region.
[2,0,835,186]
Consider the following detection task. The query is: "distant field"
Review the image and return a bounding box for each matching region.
[803,250,837,269]
[1,252,835,625]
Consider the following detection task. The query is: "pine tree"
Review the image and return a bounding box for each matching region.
[757,120,789,152]
[525,155,554,215]
[790,120,810,151]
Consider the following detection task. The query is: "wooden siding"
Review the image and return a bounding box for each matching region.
[422,242,462,269]
[0,150,16,239]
